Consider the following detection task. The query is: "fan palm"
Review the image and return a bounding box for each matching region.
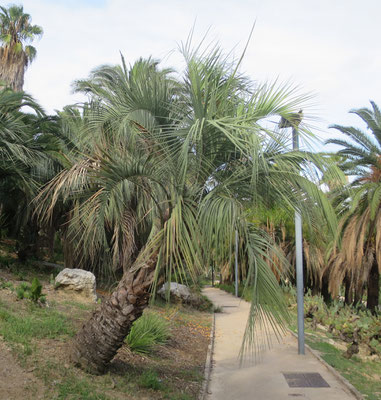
[0,88,55,258]
[326,101,381,311]
[0,5,43,91]
[36,45,336,373]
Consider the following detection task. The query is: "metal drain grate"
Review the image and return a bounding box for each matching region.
[283,373,330,388]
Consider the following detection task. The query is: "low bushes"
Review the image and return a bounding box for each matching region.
[303,293,381,357]
[215,282,252,301]
[1,276,46,304]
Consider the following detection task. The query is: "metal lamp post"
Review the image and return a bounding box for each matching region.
[279,110,305,355]
[235,229,239,297]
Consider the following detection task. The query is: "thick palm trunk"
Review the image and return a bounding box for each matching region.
[321,274,331,304]
[0,49,26,92]
[71,255,157,374]
[353,284,364,307]
[344,275,353,306]
[367,260,380,313]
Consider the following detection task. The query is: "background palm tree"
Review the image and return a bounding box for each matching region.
[326,101,381,312]
[0,5,43,91]
[0,88,56,259]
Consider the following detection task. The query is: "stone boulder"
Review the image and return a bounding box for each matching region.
[158,282,195,303]
[54,268,97,302]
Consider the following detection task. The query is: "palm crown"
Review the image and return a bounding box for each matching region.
[0,4,43,90]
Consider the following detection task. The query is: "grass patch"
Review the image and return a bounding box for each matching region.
[289,293,381,400]
[0,300,74,357]
[62,300,93,311]
[306,336,381,400]
[37,361,111,400]
[139,370,162,390]
[56,376,110,400]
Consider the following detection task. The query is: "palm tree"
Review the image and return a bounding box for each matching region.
[36,46,335,374]
[326,101,381,312]
[0,88,55,258]
[0,5,43,91]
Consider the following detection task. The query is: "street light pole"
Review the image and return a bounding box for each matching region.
[235,229,239,297]
[292,126,305,355]
[279,111,305,355]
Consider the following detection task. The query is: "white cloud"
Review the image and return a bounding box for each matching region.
[19,0,381,144]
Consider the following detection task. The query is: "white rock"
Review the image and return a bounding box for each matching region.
[55,268,97,302]
[158,282,192,301]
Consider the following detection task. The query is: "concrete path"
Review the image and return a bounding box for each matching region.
[203,287,358,400]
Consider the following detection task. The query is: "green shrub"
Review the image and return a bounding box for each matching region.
[30,277,43,303]
[126,312,170,354]
[16,286,25,300]
[303,293,381,356]
[216,282,252,301]
[19,282,29,291]
[1,280,14,290]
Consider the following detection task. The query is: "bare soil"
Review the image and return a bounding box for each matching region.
[0,339,45,400]
[0,268,211,400]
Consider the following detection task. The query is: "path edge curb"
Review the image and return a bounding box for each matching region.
[289,330,363,400]
[198,311,216,400]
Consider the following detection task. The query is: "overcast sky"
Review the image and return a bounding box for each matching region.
[18,0,381,146]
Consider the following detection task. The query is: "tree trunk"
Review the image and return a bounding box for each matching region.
[0,49,26,92]
[353,284,364,307]
[344,275,353,306]
[71,254,157,374]
[321,274,331,304]
[367,260,380,313]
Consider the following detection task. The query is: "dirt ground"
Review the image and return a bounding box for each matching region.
[0,339,45,400]
[0,268,211,400]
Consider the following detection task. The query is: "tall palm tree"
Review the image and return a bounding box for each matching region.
[36,46,335,374]
[0,5,43,91]
[326,101,381,312]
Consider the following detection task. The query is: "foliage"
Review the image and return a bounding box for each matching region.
[216,282,247,300]
[303,293,381,356]
[126,312,171,354]
[33,43,339,360]
[0,4,43,90]
[326,101,381,310]
[0,278,14,290]
[13,277,45,303]
[30,277,43,302]
[16,284,26,299]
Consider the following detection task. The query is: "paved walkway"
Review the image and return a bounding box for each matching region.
[203,287,358,400]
